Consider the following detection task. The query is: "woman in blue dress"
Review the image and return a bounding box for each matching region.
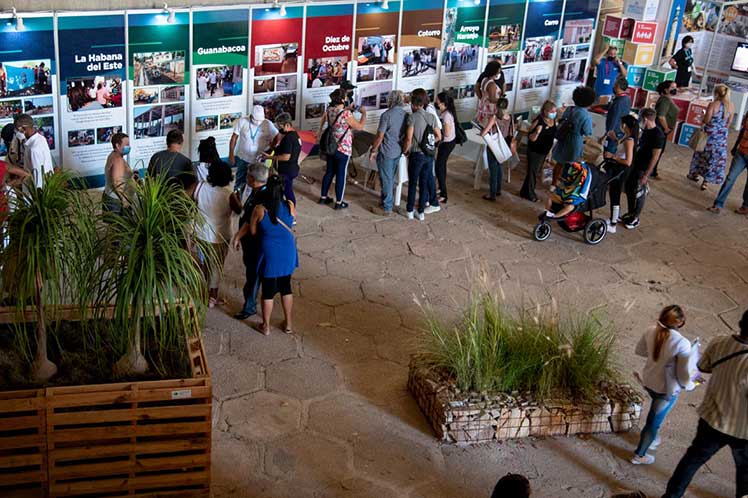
[249,175,298,336]
[688,84,733,191]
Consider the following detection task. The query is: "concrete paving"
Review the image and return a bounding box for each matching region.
[207,142,747,498]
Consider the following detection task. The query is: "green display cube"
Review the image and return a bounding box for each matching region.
[642,66,676,92]
[602,36,627,57]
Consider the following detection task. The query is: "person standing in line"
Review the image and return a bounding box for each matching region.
[479,97,515,201]
[264,112,301,205]
[317,88,366,210]
[630,305,691,465]
[592,45,627,102]
[520,100,557,203]
[14,114,53,189]
[103,132,133,214]
[660,309,748,498]
[196,136,220,182]
[369,90,408,217]
[622,108,665,230]
[402,88,441,220]
[603,115,638,233]
[708,111,748,214]
[423,96,444,212]
[147,129,195,190]
[434,91,459,204]
[653,80,679,179]
[688,84,733,191]
[669,36,695,88]
[231,163,269,321]
[475,62,505,123]
[551,86,595,185]
[0,123,28,182]
[229,105,279,194]
[601,77,631,155]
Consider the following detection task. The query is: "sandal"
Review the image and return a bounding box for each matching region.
[282,321,293,334]
[687,174,699,182]
[700,181,708,191]
[254,323,270,336]
[706,206,720,214]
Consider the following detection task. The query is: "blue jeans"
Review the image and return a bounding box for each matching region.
[241,237,261,315]
[234,157,250,193]
[377,154,399,212]
[424,156,439,207]
[713,152,748,209]
[321,150,350,203]
[635,388,678,457]
[487,148,503,198]
[406,152,429,214]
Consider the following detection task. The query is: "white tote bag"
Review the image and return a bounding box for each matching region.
[482,127,513,163]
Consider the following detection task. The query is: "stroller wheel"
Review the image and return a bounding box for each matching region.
[584,218,607,245]
[533,221,552,241]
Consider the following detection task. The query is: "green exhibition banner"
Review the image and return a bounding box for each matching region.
[127,10,190,169]
[485,0,527,100]
[191,7,249,160]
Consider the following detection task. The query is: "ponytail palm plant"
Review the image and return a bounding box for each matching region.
[1,172,97,382]
[93,175,213,377]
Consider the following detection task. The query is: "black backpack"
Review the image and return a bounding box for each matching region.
[320,110,347,160]
[555,107,575,141]
[418,113,437,157]
[454,123,467,145]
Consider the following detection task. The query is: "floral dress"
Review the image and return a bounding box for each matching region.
[689,103,728,184]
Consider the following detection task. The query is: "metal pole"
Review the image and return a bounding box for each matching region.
[699,1,725,95]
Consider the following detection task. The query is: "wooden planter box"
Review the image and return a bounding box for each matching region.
[408,357,642,445]
[0,307,211,498]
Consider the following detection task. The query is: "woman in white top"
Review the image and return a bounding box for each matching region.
[193,161,241,307]
[631,305,692,465]
[602,114,638,233]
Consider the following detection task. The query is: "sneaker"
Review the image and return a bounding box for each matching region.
[318,197,333,205]
[407,211,414,220]
[334,201,349,210]
[649,435,662,451]
[418,212,425,221]
[607,220,617,233]
[625,218,640,230]
[736,206,748,215]
[630,454,655,465]
[424,205,441,214]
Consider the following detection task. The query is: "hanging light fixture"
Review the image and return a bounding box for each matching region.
[382,0,389,9]
[162,2,176,23]
[12,7,24,31]
[279,3,287,16]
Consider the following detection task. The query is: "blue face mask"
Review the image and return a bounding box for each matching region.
[547,112,557,119]
[122,145,131,155]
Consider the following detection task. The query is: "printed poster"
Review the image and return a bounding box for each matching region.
[301,4,354,131]
[515,0,563,111]
[553,0,598,105]
[191,7,249,160]
[440,0,489,123]
[485,0,527,108]
[251,5,303,130]
[354,2,401,131]
[127,10,190,171]
[57,12,127,186]
[0,14,59,165]
[398,0,444,95]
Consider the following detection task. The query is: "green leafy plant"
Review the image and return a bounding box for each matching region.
[91,174,213,377]
[1,172,97,382]
[420,288,616,401]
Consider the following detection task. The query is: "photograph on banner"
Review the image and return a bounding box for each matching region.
[133,51,186,86]
[515,58,555,111]
[195,66,243,99]
[254,43,299,76]
[399,0,443,93]
[97,126,122,144]
[254,92,297,122]
[66,75,123,111]
[0,60,52,98]
[401,48,438,78]
[357,36,396,66]
[556,59,587,85]
[133,104,185,139]
[523,36,555,63]
[0,100,22,118]
[308,58,349,88]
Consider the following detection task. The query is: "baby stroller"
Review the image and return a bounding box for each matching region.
[532,161,625,245]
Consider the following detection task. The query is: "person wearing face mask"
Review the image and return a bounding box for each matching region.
[0,123,28,184]
[592,46,627,102]
[653,80,679,179]
[669,36,695,88]
[14,114,53,189]
[229,105,279,194]
[103,132,133,214]
[475,61,504,128]
[520,100,557,202]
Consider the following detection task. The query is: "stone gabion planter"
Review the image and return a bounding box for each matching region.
[408,357,642,444]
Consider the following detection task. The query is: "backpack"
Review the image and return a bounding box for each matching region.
[320,110,348,160]
[418,113,437,157]
[455,124,467,145]
[555,107,575,141]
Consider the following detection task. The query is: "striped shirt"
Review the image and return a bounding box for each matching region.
[697,335,748,440]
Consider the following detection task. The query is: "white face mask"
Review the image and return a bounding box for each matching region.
[15,131,26,142]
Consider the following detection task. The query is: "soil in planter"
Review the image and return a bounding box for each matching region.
[0,319,192,390]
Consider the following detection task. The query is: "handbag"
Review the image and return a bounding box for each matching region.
[482,125,513,163]
[688,128,708,152]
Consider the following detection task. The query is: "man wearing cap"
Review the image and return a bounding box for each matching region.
[14,113,53,189]
[229,105,279,193]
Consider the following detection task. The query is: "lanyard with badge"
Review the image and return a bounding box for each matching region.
[602,60,614,86]
[249,122,261,143]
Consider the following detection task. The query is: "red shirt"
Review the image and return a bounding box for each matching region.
[738,114,748,156]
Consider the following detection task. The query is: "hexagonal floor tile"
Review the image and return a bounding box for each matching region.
[210,354,262,400]
[300,276,364,306]
[266,357,338,400]
[222,391,301,442]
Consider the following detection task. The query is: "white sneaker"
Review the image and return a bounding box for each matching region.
[424,205,441,214]
[418,212,425,221]
[649,435,662,451]
[607,220,617,233]
[406,211,414,220]
[630,454,655,465]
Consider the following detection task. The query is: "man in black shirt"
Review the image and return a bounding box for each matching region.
[231,163,270,320]
[147,129,195,190]
[622,108,665,229]
[263,112,301,205]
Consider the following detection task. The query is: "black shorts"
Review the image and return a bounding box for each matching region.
[262,275,292,300]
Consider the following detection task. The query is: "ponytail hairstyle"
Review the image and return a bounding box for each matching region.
[436,91,458,122]
[653,305,686,361]
[621,114,640,142]
[263,174,287,225]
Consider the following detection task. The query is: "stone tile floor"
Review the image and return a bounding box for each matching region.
[207,143,747,498]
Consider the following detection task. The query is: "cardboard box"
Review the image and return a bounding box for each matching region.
[645,91,659,109]
[686,99,712,126]
[602,36,627,57]
[603,15,635,39]
[631,21,658,44]
[632,87,649,108]
[642,66,676,92]
[627,65,647,88]
[671,97,691,121]
[622,41,656,66]
[623,0,659,21]
[677,122,700,147]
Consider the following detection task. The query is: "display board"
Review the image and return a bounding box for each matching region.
[439,0,489,123]
[0,14,59,165]
[398,0,444,95]
[486,0,527,110]
[191,7,249,160]
[552,0,598,105]
[301,3,355,131]
[57,12,127,186]
[515,0,564,111]
[353,1,401,132]
[250,4,303,132]
[127,9,190,171]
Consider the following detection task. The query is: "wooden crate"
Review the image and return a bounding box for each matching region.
[0,389,47,497]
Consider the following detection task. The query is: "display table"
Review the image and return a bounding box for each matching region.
[354,148,409,207]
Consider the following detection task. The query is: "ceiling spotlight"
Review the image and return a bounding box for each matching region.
[382,0,389,9]
[162,2,175,23]
[473,0,481,4]
[279,3,287,16]
[12,7,24,31]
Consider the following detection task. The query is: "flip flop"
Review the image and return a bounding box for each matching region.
[254,323,270,336]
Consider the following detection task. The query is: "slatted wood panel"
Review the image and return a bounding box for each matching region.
[0,389,47,498]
